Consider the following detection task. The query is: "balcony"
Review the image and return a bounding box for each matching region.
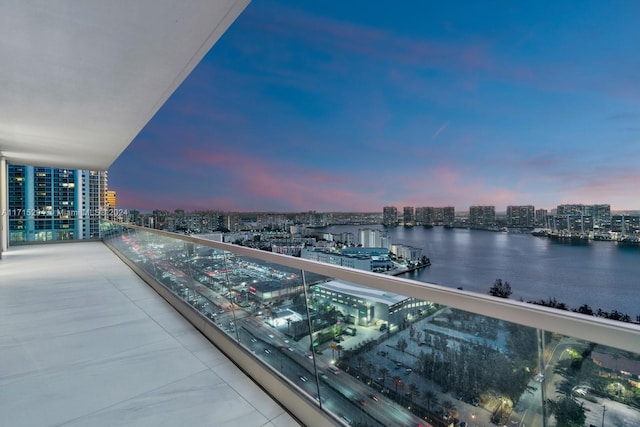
[0,241,300,427]
[51,221,637,427]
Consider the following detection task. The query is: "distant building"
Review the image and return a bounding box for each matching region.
[358,228,391,249]
[441,206,455,226]
[391,244,422,262]
[611,215,640,234]
[382,206,398,227]
[333,231,355,246]
[506,205,535,227]
[469,205,496,227]
[301,247,392,272]
[552,204,610,233]
[403,206,415,226]
[106,190,116,206]
[535,209,549,227]
[416,206,456,226]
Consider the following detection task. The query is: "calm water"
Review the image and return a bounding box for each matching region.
[321,225,640,317]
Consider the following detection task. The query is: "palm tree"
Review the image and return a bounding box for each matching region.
[366,362,375,380]
[407,383,418,401]
[393,376,403,395]
[442,399,456,417]
[379,367,389,384]
[422,389,438,413]
[330,342,337,359]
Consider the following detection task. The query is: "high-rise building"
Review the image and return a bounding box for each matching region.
[414,206,455,226]
[442,206,455,226]
[553,204,610,232]
[535,209,549,227]
[8,165,107,242]
[402,206,415,226]
[106,190,117,208]
[469,205,496,227]
[382,206,398,227]
[506,205,535,227]
[358,228,391,249]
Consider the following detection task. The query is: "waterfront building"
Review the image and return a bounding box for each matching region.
[552,204,611,233]
[391,243,422,262]
[469,205,496,227]
[358,228,391,249]
[403,206,415,226]
[507,205,535,227]
[8,165,107,242]
[414,206,455,226]
[441,206,455,226]
[382,206,398,226]
[593,204,612,231]
[535,208,549,227]
[611,215,640,234]
[415,206,430,225]
[301,247,374,271]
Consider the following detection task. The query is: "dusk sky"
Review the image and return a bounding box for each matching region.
[110,1,640,213]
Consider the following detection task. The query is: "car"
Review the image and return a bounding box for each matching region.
[287,347,294,352]
[250,337,257,343]
[268,334,275,338]
[314,394,326,403]
[357,399,367,407]
[369,394,379,401]
[319,373,329,380]
[405,368,413,374]
[264,348,271,354]
[299,375,308,382]
[306,353,314,360]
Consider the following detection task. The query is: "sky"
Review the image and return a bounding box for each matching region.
[109,0,640,213]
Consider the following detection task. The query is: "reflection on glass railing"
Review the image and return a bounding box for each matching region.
[101,222,640,427]
[9,218,101,243]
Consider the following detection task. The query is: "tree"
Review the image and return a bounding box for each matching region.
[366,362,375,380]
[379,367,389,384]
[488,278,512,298]
[442,400,456,416]
[393,376,403,394]
[397,337,408,353]
[422,389,438,413]
[547,397,586,427]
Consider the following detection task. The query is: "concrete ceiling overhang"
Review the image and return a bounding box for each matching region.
[0,0,249,170]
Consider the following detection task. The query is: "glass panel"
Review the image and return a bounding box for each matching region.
[101,221,640,427]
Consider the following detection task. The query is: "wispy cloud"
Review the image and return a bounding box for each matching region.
[432,121,451,140]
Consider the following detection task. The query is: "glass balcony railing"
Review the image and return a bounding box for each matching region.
[9,218,102,243]
[101,221,640,427]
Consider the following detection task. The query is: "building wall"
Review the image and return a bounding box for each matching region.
[7,164,107,242]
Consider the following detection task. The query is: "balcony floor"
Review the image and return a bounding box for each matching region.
[0,242,300,427]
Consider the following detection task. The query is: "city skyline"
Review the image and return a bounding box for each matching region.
[109,1,640,212]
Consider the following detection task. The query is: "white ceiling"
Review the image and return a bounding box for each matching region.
[0,0,249,170]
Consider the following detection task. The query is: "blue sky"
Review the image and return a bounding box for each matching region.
[109,0,640,212]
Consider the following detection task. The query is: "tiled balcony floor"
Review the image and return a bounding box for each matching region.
[0,242,300,427]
